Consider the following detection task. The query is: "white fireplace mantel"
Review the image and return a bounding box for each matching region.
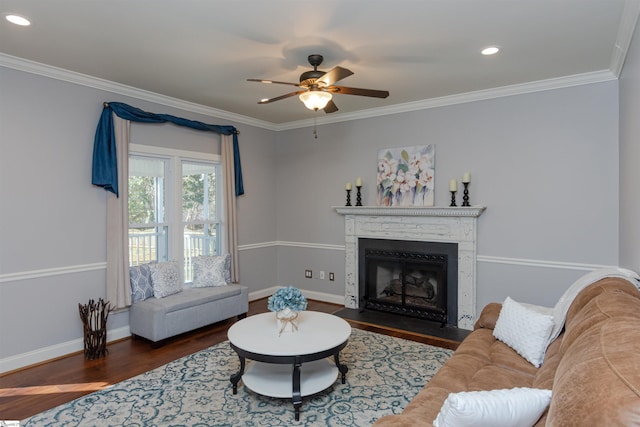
[335,206,485,330]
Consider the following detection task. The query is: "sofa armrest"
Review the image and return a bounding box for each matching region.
[473,302,502,330]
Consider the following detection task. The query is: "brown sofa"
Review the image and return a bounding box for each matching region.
[374,277,640,426]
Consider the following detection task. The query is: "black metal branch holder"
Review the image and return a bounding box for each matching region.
[356,185,363,206]
[462,182,470,207]
[345,189,352,206]
[450,190,457,207]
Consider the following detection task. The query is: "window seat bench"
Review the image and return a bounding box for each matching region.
[129,284,249,343]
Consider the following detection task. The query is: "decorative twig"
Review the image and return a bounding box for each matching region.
[79,298,113,359]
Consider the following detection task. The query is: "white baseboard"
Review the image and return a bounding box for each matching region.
[250,286,344,306]
[301,289,345,305]
[248,287,279,301]
[1,288,344,374]
[0,326,130,374]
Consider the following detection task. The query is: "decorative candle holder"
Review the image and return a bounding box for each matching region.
[345,189,352,206]
[450,191,457,207]
[356,185,363,206]
[462,182,470,207]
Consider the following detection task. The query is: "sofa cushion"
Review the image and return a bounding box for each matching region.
[130,262,154,303]
[375,327,541,426]
[493,297,553,368]
[433,387,552,427]
[192,254,230,288]
[150,261,183,298]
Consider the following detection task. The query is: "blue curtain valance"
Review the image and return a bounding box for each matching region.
[92,102,244,197]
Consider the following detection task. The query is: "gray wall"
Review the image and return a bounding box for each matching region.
[0,53,629,371]
[0,67,277,369]
[275,82,620,312]
[620,18,640,272]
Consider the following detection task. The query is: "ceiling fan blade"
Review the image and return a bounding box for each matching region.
[323,100,339,114]
[257,90,306,104]
[247,78,301,87]
[329,85,389,98]
[316,66,354,87]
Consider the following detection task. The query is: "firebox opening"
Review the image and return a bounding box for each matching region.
[358,238,458,327]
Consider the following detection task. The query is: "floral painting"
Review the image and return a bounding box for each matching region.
[377,145,435,206]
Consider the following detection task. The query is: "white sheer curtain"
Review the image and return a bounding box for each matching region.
[222,134,240,283]
[106,115,131,309]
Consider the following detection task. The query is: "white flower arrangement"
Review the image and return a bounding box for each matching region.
[377,145,435,206]
[267,286,308,312]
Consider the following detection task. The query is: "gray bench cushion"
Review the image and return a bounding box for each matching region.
[139,286,242,314]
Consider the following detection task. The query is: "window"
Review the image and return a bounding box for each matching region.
[182,161,219,280]
[128,145,223,282]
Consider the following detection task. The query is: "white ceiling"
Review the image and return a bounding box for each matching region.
[1,0,638,126]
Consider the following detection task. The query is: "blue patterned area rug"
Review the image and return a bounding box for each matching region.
[22,329,452,426]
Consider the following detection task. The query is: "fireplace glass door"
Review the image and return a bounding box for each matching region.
[358,238,458,326]
[364,249,448,323]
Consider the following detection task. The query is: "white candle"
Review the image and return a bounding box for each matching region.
[462,172,471,183]
[449,179,457,192]
[356,177,362,187]
[345,182,352,190]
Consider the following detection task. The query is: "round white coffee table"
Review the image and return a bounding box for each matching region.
[228,311,351,420]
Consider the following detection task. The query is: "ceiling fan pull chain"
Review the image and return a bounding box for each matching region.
[313,116,318,139]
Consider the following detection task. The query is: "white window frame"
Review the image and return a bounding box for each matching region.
[129,144,224,277]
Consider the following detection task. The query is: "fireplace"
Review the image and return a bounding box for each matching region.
[359,238,458,326]
[336,206,485,330]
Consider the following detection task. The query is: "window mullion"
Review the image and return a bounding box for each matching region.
[169,157,183,266]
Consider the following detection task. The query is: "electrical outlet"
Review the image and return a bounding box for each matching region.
[319,271,325,280]
[305,269,312,278]
[329,272,335,281]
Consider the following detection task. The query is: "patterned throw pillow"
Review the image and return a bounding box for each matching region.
[493,297,554,367]
[192,254,230,288]
[129,263,155,303]
[150,261,183,298]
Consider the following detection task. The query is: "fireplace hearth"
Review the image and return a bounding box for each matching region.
[359,238,458,326]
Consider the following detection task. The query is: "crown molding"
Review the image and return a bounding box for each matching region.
[275,70,617,130]
[611,0,640,76]
[0,52,619,132]
[0,53,280,131]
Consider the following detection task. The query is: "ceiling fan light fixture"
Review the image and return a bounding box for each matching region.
[299,90,332,111]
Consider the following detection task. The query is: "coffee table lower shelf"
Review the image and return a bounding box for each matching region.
[242,358,339,398]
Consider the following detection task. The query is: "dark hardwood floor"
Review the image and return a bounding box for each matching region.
[0,298,461,421]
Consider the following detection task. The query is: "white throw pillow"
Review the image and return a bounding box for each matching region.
[433,387,552,427]
[493,297,554,367]
[192,254,230,287]
[150,261,183,298]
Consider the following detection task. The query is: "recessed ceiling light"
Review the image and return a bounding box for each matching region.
[481,46,500,56]
[5,14,32,26]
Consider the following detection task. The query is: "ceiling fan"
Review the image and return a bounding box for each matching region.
[247,54,389,114]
